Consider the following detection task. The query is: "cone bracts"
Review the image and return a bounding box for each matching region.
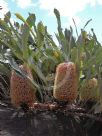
[53,62,78,102]
[80,78,99,101]
[10,65,36,107]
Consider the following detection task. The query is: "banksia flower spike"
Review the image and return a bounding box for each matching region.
[53,62,78,102]
[10,64,37,107]
[80,78,99,101]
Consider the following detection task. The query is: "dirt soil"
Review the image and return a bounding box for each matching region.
[0,103,83,136]
[0,102,102,136]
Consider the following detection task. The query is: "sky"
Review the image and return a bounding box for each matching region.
[0,0,102,43]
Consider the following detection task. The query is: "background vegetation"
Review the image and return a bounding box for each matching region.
[0,9,102,113]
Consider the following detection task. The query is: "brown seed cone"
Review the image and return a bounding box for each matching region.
[10,65,36,107]
[80,78,99,101]
[53,62,78,102]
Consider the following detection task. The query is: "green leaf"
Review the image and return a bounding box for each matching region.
[21,24,30,60]
[15,13,26,23]
[0,63,10,76]
[0,19,9,31]
[44,29,58,48]
[65,29,71,42]
[0,39,23,60]
[8,19,21,43]
[37,21,45,34]
[94,47,102,65]
[71,47,77,62]
[72,18,79,38]
[14,22,20,29]
[36,21,45,47]
[54,8,64,38]
[54,9,70,61]
[28,56,47,84]
[9,58,39,89]
[64,28,73,58]
[4,11,11,23]
[83,19,92,29]
[15,13,36,39]
[54,8,61,30]
[26,13,36,28]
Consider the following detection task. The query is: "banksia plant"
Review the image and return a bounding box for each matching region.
[80,78,99,101]
[53,62,78,102]
[10,64,37,107]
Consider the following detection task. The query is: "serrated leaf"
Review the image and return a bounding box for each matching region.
[28,56,47,84]
[71,47,77,62]
[26,13,36,28]
[0,19,9,31]
[37,21,45,34]
[54,8,64,38]
[64,28,73,57]
[54,9,69,60]
[54,8,61,29]
[94,47,102,65]
[0,39,23,60]
[14,22,20,29]
[21,24,30,59]
[36,21,45,47]
[4,11,11,23]
[65,29,71,42]
[15,13,36,39]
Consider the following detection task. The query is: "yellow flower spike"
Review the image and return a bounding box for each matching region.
[80,78,99,101]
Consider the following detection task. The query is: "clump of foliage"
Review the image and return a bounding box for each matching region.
[0,9,102,114]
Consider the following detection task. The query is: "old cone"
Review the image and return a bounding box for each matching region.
[10,65,36,107]
[80,78,99,101]
[53,62,78,102]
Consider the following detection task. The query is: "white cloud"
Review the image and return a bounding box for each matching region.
[97,0,102,5]
[13,0,37,8]
[0,0,9,18]
[38,0,99,18]
[38,0,102,29]
[39,0,102,17]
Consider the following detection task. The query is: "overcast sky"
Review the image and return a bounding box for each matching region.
[0,0,102,43]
